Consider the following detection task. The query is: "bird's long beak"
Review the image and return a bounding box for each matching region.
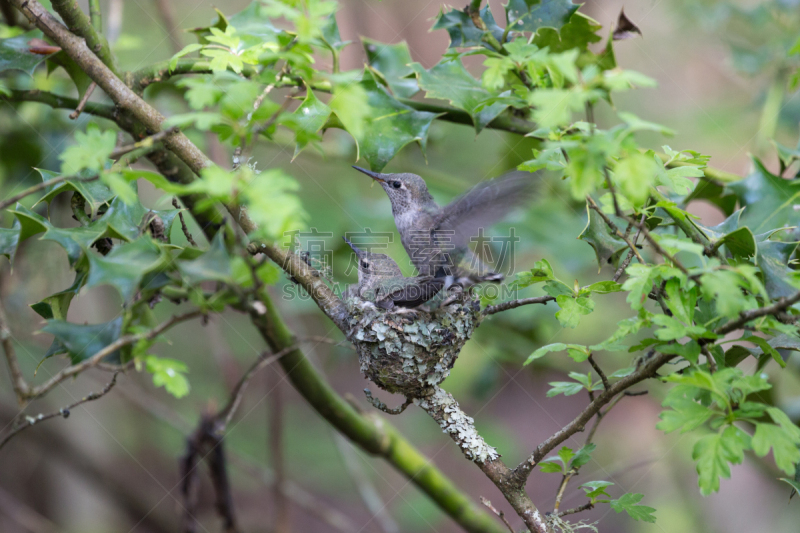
[352,166,386,183]
[342,236,364,257]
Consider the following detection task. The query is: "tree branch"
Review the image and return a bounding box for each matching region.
[49,0,118,76]
[0,176,98,212]
[25,310,203,400]
[714,290,800,336]
[3,89,118,122]
[0,373,119,451]
[483,295,554,316]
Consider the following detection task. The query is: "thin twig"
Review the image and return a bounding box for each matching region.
[172,197,198,247]
[613,213,645,282]
[0,292,30,401]
[0,176,98,213]
[69,82,97,120]
[701,344,717,374]
[553,469,577,513]
[480,497,515,533]
[632,216,690,275]
[0,373,119,451]
[267,366,290,533]
[110,126,180,158]
[557,502,594,517]
[26,310,203,400]
[714,290,800,336]
[586,197,644,264]
[483,295,554,316]
[587,355,609,391]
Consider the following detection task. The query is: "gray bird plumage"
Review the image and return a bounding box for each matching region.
[352,167,533,287]
[343,237,443,309]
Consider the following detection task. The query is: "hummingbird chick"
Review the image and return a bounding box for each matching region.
[352,167,533,287]
[343,237,443,310]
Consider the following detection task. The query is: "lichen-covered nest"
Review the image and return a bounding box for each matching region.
[344,296,482,398]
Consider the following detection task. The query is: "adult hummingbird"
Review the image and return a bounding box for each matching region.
[343,237,443,309]
[352,167,532,287]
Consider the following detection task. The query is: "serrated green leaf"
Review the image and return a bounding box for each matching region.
[34,168,114,218]
[177,232,232,284]
[579,203,627,271]
[505,0,579,34]
[532,12,602,54]
[555,295,594,328]
[0,30,50,75]
[85,238,165,301]
[657,398,714,434]
[608,493,656,523]
[570,443,596,469]
[581,480,613,501]
[145,355,190,398]
[432,5,505,50]
[752,422,800,476]
[727,157,800,232]
[283,89,331,159]
[757,239,799,300]
[613,153,659,207]
[59,126,117,175]
[41,317,123,365]
[515,258,555,288]
[362,38,418,98]
[692,426,750,495]
[410,59,508,134]
[546,380,584,397]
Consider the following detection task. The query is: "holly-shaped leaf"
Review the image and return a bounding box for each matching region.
[362,38,419,98]
[347,72,439,171]
[692,426,750,495]
[0,221,21,263]
[608,493,656,523]
[505,0,579,34]
[85,238,166,301]
[432,5,505,49]
[0,31,52,75]
[41,224,107,267]
[532,12,602,54]
[177,232,232,284]
[282,89,331,159]
[756,239,799,300]
[578,204,627,270]
[10,203,49,243]
[410,59,509,134]
[41,316,123,364]
[727,157,800,232]
[31,271,87,321]
[34,168,115,218]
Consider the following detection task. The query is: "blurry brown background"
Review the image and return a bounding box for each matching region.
[2,1,800,533]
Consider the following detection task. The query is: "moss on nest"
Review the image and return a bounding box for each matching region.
[344,295,482,398]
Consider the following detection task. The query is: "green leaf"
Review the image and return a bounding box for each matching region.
[745,336,786,369]
[664,278,696,324]
[41,317,123,364]
[546,380,584,397]
[283,89,331,159]
[657,398,714,434]
[608,493,656,523]
[177,232,232,284]
[362,38,418,98]
[581,480,613,501]
[0,222,21,263]
[612,153,659,207]
[555,295,594,328]
[0,30,51,75]
[410,59,509,134]
[751,408,800,476]
[585,280,622,294]
[524,342,566,365]
[579,204,627,270]
[527,87,590,130]
[59,126,117,175]
[532,12,602,54]
[727,157,800,232]
[349,72,438,171]
[145,355,190,398]
[542,279,573,297]
[41,224,106,267]
[432,5,505,50]
[30,271,86,321]
[570,443,596,469]
[505,0,579,34]
[34,168,114,218]
[85,238,165,301]
[515,258,555,287]
[539,455,565,473]
[330,81,369,142]
[659,340,701,364]
[11,204,49,243]
[756,239,799,300]
[692,426,750,495]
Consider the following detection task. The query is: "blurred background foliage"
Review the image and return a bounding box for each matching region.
[0,0,800,532]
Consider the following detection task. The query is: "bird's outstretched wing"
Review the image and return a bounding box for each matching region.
[431,172,534,267]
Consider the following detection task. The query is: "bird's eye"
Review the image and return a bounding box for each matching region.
[391,181,402,189]
[360,260,369,269]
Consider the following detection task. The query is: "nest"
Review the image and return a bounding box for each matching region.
[344,295,482,398]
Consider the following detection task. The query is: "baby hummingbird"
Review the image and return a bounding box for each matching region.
[343,237,443,310]
[352,167,532,287]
